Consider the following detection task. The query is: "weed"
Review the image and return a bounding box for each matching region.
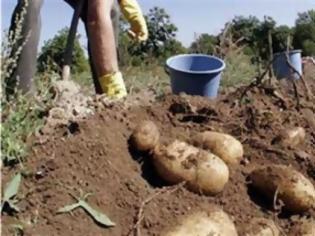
[123,63,169,96]
[1,3,56,165]
[1,173,22,213]
[58,192,115,227]
[214,27,258,88]
[1,70,57,165]
[222,50,257,87]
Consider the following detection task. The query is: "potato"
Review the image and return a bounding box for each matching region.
[153,140,229,195]
[250,164,315,213]
[164,209,238,236]
[130,120,160,151]
[289,218,315,236]
[192,131,243,165]
[275,127,306,148]
[244,218,280,236]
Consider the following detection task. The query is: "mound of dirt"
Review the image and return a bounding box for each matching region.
[2,77,315,236]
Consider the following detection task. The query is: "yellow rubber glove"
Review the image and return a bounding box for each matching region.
[99,71,127,99]
[119,0,148,42]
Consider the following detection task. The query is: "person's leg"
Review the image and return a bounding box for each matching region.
[86,0,127,98]
[7,0,43,96]
[92,2,120,93]
[86,0,118,77]
[64,0,120,94]
[86,34,103,94]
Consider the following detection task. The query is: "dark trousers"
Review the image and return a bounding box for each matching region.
[9,0,120,95]
[8,0,43,95]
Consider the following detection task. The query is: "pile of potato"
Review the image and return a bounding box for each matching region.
[163,208,238,236]
[243,218,280,236]
[250,164,315,213]
[153,140,229,195]
[192,131,244,166]
[130,121,315,235]
[273,127,306,148]
[130,120,160,152]
[131,121,243,195]
[289,218,315,235]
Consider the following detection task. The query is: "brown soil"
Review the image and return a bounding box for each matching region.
[2,74,315,236]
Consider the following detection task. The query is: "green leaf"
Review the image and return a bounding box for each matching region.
[57,194,115,228]
[1,173,22,212]
[3,173,22,202]
[10,224,24,236]
[57,202,80,213]
[7,201,20,212]
[79,200,115,227]
[10,223,24,231]
[6,155,17,162]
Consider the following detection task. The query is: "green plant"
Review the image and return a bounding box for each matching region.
[1,0,58,166]
[221,48,257,87]
[2,47,57,166]
[71,71,94,93]
[9,224,24,236]
[1,173,22,213]
[214,31,257,87]
[1,73,56,165]
[123,63,169,96]
[293,10,315,56]
[190,33,218,54]
[119,7,186,67]
[272,25,293,53]
[1,61,57,166]
[1,0,29,96]
[37,27,89,74]
[230,15,260,45]
[230,15,294,60]
[58,192,115,227]
[254,16,276,61]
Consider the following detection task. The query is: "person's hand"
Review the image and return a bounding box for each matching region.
[119,0,148,42]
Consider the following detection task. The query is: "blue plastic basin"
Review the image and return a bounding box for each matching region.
[273,50,302,80]
[166,54,225,98]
